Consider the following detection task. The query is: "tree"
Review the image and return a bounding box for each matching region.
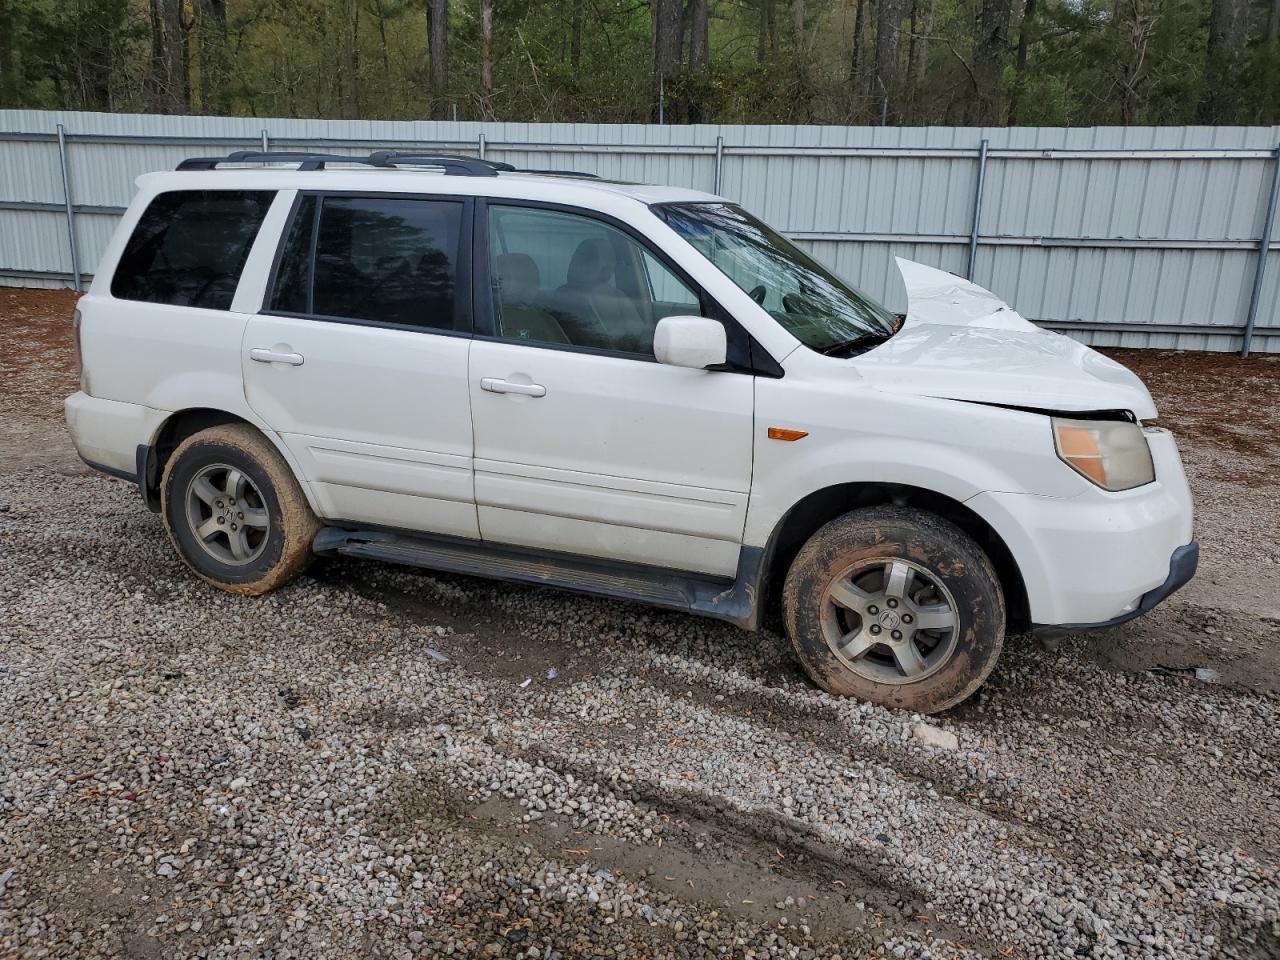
[427,0,448,119]
[974,0,1013,121]
[196,0,230,113]
[2,0,1279,127]
[653,0,682,119]
[689,0,709,71]
[1007,0,1036,123]
[850,0,868,108]
[480,0,493,115]
[147,0,189,112]
[570,0,583,69]
[1199,0,1249,121]
[874,0,902,122]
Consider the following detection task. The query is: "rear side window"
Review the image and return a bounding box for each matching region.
[270,195,465,331]
[111,190,274,310]
[270,196,317,314]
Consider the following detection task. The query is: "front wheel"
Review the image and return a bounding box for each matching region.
[782,506,1005,714]
[161,424,320,596]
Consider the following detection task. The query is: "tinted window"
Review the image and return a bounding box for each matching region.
[112,190,274,310]
[488,205,703,356]
[308,196,463,330]
[270,195,317,314]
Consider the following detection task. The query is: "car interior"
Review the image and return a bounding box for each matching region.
[490,214,704,356]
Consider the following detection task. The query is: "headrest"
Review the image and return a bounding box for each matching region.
[495,252,540,302]
[565,237,615,288]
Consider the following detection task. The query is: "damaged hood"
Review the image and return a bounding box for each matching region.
[850,259,1157,419]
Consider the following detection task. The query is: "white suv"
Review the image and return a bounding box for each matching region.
[65,151,1197,713]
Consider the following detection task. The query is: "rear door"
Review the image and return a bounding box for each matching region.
[241,191,479,538]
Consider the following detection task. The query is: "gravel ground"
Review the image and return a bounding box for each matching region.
[2,288,1279,959]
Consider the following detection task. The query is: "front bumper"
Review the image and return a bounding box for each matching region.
[968,427,1195,626]
[1037,540,1198,632]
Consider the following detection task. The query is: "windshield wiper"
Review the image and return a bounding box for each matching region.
[818,332,890,357]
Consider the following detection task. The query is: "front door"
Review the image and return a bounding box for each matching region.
[242,192,479,538]
[469,203,754,578]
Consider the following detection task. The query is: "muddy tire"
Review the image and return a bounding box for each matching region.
[782,506,1004,714]
[160,424,320,596]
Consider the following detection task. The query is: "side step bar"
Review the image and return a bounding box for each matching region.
[313,527,764,629]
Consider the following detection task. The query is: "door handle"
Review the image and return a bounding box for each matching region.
[250,347,305,366]
[480,377,546,398]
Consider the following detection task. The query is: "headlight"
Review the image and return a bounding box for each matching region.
[1052,417,1154,491]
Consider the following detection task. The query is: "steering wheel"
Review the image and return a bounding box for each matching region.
[747,284,767,305]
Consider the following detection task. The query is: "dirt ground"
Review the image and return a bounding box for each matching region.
[1,286,1278,959]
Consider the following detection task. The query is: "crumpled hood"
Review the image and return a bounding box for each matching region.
[851,259,1157,419]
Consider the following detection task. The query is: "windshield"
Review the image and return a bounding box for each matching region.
[657,202,898,354]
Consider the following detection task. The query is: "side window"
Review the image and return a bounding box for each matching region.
[641,250,700,311]
[270,195,317,314]
[270,195,465,331]
[112,190,275,310]
[487,205,703,356]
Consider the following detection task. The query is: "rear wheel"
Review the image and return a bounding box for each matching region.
[783,506,1004,713]
[161,424,320,596]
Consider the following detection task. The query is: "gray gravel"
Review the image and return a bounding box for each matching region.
[2,311,1279,958]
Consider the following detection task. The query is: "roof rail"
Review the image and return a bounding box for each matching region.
[176,151,500,176]
[516,168,601,179]
[175,151,601,180]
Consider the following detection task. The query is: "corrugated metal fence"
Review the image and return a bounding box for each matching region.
[3,109,1279,354]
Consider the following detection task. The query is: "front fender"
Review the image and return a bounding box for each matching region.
[747,379,1086,548]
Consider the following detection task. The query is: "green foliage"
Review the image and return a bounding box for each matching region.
[0,0,1277,124]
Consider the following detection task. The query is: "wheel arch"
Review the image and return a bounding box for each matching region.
[759,482,1031,634]
[143,408,315,514]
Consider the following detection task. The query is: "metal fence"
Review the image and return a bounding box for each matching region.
[3,109,1279,354]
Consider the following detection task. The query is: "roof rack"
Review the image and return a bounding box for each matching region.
[517,168,601,179]
[175,150,601,180]
[176,151,502,176]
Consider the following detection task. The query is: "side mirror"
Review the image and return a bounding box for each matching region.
[653,316,727,370]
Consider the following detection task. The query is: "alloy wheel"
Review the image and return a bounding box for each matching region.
[819,558,960,685]
[184,463,270,566]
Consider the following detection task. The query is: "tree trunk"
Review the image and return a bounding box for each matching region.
[571,0,584,69]
[974,0,1012,122]
[1199,0,1249,121]
[850,0,866,94]
[1007,0,1035,124]
[653,0,682,119]
[147,0,186,113]
[347,0,361,118]
[180,3,192,110]
[373,0,392,83]
[914,0,936,106]
[793,0,806,49]
[904,0,919,116]
[874,0,902,123]
[689,0,709,69]
[427,0,449,120]
[480,0,493,112]
[197,0,229,114]
[0,0,14,108]
[758,0,777,60]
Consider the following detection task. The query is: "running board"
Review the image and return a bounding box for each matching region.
[313,527,763,629]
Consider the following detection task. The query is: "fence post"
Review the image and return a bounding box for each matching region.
[1242,143,1280,358]
[478,132,486,160]
[713,135,724,195]
[966,138,989,281]
[260,128,269,152]
[55,123,81,293]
